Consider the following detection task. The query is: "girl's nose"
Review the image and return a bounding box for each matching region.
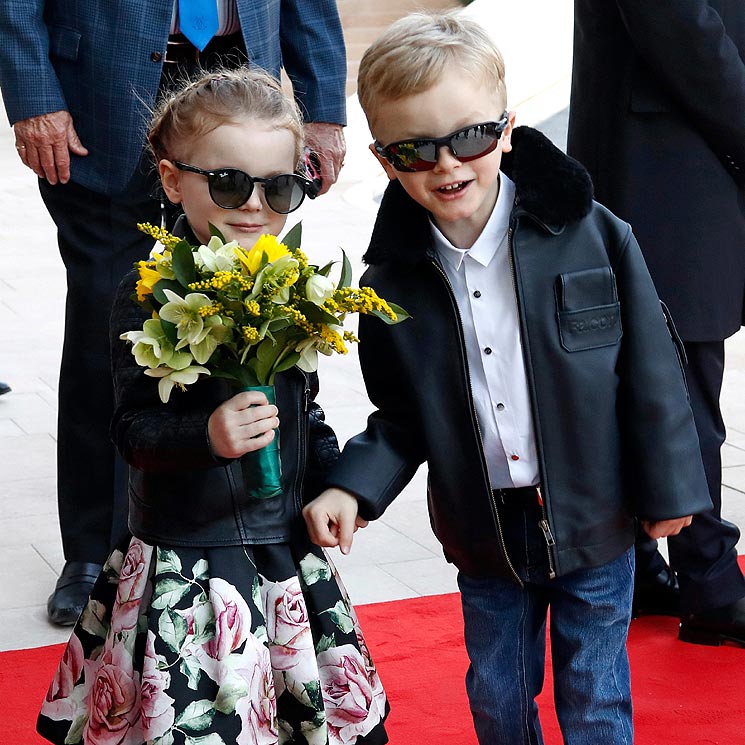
[239,186,263,211]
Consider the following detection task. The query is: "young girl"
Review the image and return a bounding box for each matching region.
[37,68,389,745]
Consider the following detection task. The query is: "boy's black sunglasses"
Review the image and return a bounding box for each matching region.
[374,113,510,172]
[174,162,311,214]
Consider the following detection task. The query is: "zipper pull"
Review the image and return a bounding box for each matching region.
[539,518,557,579]
[304,385,310,412]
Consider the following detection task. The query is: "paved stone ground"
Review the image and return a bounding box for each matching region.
[0,0,743,651]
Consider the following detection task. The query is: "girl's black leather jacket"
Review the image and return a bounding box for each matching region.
[110,249,339,548]
[328,127,711,580]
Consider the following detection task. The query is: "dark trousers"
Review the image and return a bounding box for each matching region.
[39,158,162,563]
[636,340,745,613]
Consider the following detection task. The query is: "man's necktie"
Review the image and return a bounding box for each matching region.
[179,0,219,51]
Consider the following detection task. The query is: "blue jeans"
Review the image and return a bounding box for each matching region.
[458,499,634,745]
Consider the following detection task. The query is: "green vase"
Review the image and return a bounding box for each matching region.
[242,384,283,500]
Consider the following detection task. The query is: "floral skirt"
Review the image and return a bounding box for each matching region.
[37,535,389,745]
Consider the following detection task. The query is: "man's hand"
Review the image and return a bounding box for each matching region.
[303,122,346,195]
[13,111,88,184]
[207,390,279,460]
[642,515,693,540]
[303,487,368,554]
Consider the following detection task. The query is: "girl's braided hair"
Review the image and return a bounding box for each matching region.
[148,66,305,166]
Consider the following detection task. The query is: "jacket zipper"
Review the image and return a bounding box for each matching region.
[292,371,311,513]
[507,221,557,579]
[430,258,522,586]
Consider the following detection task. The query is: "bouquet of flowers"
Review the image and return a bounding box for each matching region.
[122,221,408,404]
[121,221,407,499]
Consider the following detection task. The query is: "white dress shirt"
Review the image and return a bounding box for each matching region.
[171,0,241,37]
[430,174,540,489]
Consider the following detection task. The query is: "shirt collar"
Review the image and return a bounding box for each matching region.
[431,173,516,271]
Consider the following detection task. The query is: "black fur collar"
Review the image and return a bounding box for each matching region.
[364,126,594,265]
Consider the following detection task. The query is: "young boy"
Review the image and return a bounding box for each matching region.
[304,11,711,744]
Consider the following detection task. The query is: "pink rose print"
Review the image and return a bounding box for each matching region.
[262,577,313,672]
[111,538,152,634]
[318,645,386,745]
[141,631,175,741]
[83,646,142,745]
[40,633,85,721]
[205,577,251,659]
[235,637,278,745]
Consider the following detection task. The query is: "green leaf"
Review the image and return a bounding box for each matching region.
[191,558,209,580]
[300,552,332,586]
[158,607,188,653]
[370,302,411,325]
[79,599,108,639]
[214,676,250,714]
[157,548,183,575]
[208,223,226,242]
[64,713,87,744]
[172,240,197,286]
[175,700,216,732]
[320,600,355,634]
[154,731,176,745]
[318,261,335,277]
[315,634,335,654]
[184,734,226,745]
[386,301,411,321]
[152,577,191,610]
[153,278,190,305]
[180,655,203,691]
[282,221,303,251]
[337,249,352,290]
[272,351,300,374]
[303,679,323,710]
[160,318,179,347]
[299,301,339,327]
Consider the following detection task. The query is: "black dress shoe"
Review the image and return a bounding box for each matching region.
[0,381,11,396]
[47,561,103,626]
[632,564,680,618]
[679,597,745,647]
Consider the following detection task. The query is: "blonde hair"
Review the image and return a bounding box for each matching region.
[148,66,305,166]
[358,11,507,127]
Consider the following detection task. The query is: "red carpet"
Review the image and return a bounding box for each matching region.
[4,558,745,744]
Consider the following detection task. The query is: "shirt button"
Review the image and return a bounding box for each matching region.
[151,51,163,62]
[511,454,520,461]
[496,403,505,411]
[484,347,492,355]
[473,290,481,298]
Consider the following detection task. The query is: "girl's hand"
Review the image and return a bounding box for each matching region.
[642,515,693,540]
[208,390,279,459]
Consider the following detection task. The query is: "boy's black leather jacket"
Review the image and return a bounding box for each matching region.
[110,237,339,548]
[328,127,711,580]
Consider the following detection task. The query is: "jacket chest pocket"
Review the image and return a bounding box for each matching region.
[555,267,622,352]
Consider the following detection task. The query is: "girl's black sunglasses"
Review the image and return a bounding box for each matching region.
[174,162,311,214]
[374,113,510,172]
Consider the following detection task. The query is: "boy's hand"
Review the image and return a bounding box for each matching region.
[207,390,279,459]
[303,488,368,554]
[642,515,693,540]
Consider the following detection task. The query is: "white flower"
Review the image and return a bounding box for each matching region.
[145,364,210,403]
[195,236,241,272]
[305,274,335,306]
[120,319,191,370]
[295,338,319,373]
[158,289,213,346]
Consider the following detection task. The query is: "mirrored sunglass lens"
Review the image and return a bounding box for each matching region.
[209,170,253,208]
[387,143,431,171]
[264,175,305,214]
[451,125,497,159]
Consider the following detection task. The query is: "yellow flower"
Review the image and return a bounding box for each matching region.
[136,261,162,301]
[236,234,290,276]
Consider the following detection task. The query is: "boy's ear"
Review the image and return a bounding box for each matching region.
[369,142,399,181]
[159,159,183,204]
[500,111,517,154]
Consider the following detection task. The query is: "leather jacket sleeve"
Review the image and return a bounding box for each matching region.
[303,401,341,502]
[613,225,712,520]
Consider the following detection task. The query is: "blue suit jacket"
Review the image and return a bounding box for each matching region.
[0,0,347,194]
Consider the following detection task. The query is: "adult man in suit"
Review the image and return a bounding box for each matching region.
[0,0,347,625]
[568,0,745,646]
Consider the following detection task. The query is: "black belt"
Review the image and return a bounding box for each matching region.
[493,485,542,506]
[164,32,246,66]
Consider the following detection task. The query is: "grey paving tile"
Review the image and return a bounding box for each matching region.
[0,433,56,482]
[0,545,58,609]
[330,563,420,606]
[0,606,71,652]
[379,557,459,597]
